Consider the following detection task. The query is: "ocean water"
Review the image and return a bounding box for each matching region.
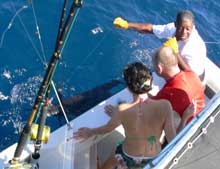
[0,0,220,151]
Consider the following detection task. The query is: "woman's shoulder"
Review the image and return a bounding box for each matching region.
[150,98,171,105]
[150,99,172,111]
[118,102,134,112]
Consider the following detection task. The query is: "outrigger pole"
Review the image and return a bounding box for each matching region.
[10,0,83,166]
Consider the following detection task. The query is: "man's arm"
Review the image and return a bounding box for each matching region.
[128,23,153,33]
[176,53,191,70]
[163,100,176,142]
[176,103,195,133]
[113,17,153,34]
[163,37,191,70]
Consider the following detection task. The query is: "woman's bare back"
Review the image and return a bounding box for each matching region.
[118,99,175,157]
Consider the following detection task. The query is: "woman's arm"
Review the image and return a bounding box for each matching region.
[73,107,121,141]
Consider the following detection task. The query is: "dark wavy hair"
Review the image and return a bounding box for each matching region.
[123,62,152,94]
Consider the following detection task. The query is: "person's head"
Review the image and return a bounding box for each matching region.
[123,62,152,94]
[153,46,179,79]
[175,10,194,41]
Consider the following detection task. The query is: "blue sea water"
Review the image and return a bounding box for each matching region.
[0,0,220,152]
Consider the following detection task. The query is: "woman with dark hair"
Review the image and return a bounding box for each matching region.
[73,62,176,169]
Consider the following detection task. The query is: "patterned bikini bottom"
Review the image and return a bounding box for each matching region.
[115,143,153,169]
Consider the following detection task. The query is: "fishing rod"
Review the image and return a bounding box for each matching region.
[39,0,68,118]
[56,0,68,45]
[9,0,83,167]
[30,0,69,161]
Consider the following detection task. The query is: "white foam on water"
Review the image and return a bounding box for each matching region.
[91,26,103,35]
[2,69,11,79]
[0,92,9,100]
[10,75,43,105]
[14,68,27,76]
[129,39,138,48]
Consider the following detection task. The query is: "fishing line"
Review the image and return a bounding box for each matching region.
[2,0,74,131]
[112,29,153,66]
[0,5,28,48]
[9,0,45,65]
[30,0,47,65]
[8,0,49,124]
[36,7,83,126]
[34,7,82,114]
[25,0,80,124]
[60,8,81,54]
[27,1,81,166]
[66,30,111,84]
[65,28,150,85]
[134,51,147,64]
[30,2,87,143]
[205,41,220,44]
[131,0,145,19]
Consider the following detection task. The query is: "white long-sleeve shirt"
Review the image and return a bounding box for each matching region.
[153,23,206,76]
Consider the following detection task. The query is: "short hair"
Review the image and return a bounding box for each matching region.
[123,62,152,94]
[153,46,178,68]
[176,10,194,26]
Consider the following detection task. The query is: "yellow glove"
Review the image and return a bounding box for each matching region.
[163,37,179,54]
[113,17,128,29]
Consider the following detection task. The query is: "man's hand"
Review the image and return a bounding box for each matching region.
[183,99,197,120]
[113,17,128,29]
[73,127,93,142]
[163,37,179,54]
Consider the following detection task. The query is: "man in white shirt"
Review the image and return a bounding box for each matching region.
[113,10,207,81]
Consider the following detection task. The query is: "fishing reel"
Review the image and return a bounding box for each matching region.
[30,123,50,144]
[4,162,39,169]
